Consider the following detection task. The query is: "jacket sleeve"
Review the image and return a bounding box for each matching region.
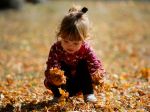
[45,43,61,78]
[84,44,106,75]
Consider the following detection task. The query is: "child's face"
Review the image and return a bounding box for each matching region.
[61,39,83,54]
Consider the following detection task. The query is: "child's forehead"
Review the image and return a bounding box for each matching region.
[62,38,82,42]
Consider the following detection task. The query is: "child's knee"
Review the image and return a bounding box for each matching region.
[78,60,87,68]
[44,78,51,90]
[77,60,89,74]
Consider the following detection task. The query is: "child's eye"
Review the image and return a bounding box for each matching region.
[64,40,69,43]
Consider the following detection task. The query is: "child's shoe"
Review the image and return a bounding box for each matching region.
[84,94,97,103]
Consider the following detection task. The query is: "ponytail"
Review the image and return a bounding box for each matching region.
[76,7,88,19]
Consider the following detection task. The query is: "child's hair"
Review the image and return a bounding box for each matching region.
[57,5,90,41]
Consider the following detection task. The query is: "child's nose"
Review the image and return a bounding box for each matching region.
[68,43,74,48]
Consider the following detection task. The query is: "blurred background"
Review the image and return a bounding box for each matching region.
[0,0,149,111]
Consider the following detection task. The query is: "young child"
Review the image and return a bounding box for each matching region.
[44,6,106,103]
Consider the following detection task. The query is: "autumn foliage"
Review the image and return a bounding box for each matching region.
[48,67,66,86]
[0,1,149,112]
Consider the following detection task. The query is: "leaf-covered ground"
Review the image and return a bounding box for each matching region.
[0,1,149,112]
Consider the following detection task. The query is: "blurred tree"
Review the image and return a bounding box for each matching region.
[0,0,47,10]
[27,0,47,4]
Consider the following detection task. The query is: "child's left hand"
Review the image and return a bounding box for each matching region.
[91,69,104,85]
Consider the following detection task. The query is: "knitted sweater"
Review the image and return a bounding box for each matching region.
[45,41,105,76]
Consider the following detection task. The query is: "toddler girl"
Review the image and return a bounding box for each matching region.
[44,6,106,103]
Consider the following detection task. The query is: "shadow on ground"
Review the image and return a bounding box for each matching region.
[0,99,57,112]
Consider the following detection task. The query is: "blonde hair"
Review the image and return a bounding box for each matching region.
[57,5,90,41]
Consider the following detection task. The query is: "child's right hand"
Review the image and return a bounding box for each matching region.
[47,67,66,86]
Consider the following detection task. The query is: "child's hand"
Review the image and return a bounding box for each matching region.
[91,69,104,85]
[48,67,66,86]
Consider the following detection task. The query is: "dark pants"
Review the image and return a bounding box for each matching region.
[44,60,94,97]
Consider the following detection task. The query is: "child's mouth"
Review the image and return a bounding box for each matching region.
[67,49,74,53]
